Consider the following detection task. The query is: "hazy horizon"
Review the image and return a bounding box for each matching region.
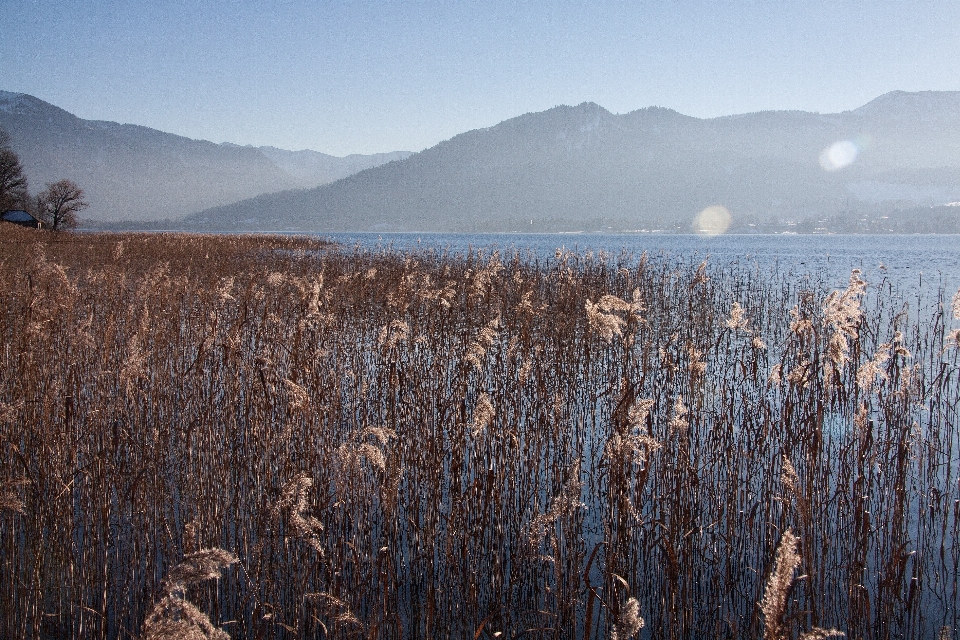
[4,1,960,156]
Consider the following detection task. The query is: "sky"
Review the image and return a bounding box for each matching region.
[2,1,960,156]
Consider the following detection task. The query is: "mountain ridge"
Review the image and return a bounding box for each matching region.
[0,91,411,221]
[5,90,960,232]
[181,90,960,233]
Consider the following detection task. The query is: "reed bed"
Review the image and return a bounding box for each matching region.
[0,225,957,640]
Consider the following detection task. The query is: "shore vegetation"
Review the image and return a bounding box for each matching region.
[0,225,958,639]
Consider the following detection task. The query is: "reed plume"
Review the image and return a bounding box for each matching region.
[164,549,238,589]
[692,260,710,286]
[725,301,751,332]
[798,629,846,640]
[378,319,410,349]
[760,529,801,640]
[610,597,644,640]
[283,378,310,412]
[585,298,626,343]
[272,473,324,555]
[607,398,660,467]
[855,336,905,392]
[667,396,689,435]
[0,479,27,514]
[337,427,397,485]
[528,462,584,550]
[469,252,505,298]
[142,548,238,640]
[823,269,866,377]
[141,596,231,640]
[761,530,844,640]
[789,305,814,337]
[470,392,495,438]
[780,456,800,498]
[585,292,643,343]
[465,315,501,370]
[304,592,364,636]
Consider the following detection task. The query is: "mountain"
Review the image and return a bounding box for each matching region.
[184,91,960,233]
[0,91,293,221]
[254,146,412,187]
[0,91,410,221]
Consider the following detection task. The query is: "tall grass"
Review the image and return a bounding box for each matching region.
[0,225,957,639]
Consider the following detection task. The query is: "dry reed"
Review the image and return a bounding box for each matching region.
[0,224,957,639]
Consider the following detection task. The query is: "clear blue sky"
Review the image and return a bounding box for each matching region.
[2,1,959,156]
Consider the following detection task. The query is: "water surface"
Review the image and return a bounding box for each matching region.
[320,232,960,296]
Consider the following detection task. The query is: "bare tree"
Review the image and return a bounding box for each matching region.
[0,129,28,211]
[37,179,88,230]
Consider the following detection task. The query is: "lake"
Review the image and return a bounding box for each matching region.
[319,232,960,301]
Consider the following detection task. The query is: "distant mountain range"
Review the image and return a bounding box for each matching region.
[0,90,411,221]
[4,89,960,232]
[251,145,411,189]
[184,90,960,233]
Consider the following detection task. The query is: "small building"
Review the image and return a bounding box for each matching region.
[1,210,42,229]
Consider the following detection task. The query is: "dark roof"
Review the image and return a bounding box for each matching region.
[1,210,38,223]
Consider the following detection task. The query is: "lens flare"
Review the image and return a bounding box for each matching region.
[694,205,731,235]
[819,140,858,171]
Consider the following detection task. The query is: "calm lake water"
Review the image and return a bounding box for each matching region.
[319,232,960,299]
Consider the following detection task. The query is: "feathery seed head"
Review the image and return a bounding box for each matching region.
[781,456,800,496]
[627,398,655,430]
[471,392,496,438]
[357,443,386,472]
[761,529,801,640]
[465,316,501,369]
[272,473,324,554]
[164,548,237,590]
[611,597,644,640]
[378,319,410,349]
[798,629,846,640]
[360,426,397,446]
[585,298,627,343]
[946,328,960,350]
[892,331,912,358]
[687,344,707,377]
[692,260,710,286]
[786,358,812,388]
[527,462,584,549]
[823,269,867,370]
[183,520,199,555]
[283,378,310,411]
[856,346,890,392]
[726,301,751,332]
[789,306,813,337]
[767,364,783,386]
[668,396,690,435]
[0,479,28,514]
[141,594,230,640]
[305,592,364,632]
[216,276,235,303]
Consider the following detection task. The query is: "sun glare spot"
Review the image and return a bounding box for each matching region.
[819,140,858,171]
[694,205,732,235]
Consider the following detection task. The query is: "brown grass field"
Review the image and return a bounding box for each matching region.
[0,225,958,639]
